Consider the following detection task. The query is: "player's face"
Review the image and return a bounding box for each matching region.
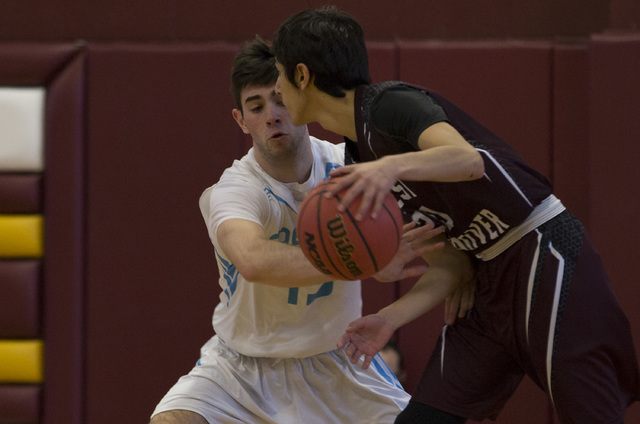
[233,85,308,157]
[275,62,306,126]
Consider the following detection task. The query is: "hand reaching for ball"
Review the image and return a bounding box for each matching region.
[373,221,445,282]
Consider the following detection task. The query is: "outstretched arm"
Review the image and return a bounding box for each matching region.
[217,218,334,287]
[337,238,474,369]
[217,219,447,288]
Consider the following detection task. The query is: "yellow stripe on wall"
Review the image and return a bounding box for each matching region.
[0,340,44,383]
[0,215,43,257]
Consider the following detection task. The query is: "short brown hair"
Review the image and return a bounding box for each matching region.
[230,35,278,112]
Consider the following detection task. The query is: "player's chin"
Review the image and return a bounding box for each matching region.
[269,135,294,147]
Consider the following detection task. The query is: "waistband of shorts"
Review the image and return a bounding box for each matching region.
[476,195,566,261]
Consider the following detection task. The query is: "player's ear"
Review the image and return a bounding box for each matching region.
[232,108,250,134]
[296,63,312,90]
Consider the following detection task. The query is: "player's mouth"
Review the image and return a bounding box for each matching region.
[269,131,286,140]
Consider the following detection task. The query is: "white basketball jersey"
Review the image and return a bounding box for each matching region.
[199,137,362,358]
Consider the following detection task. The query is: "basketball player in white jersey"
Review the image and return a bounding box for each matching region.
[149,37,473,424]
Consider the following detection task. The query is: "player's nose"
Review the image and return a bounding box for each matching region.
[265,103,282,125]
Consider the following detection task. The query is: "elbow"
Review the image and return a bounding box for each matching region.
[234,261,263,283]
[467,152,485,180]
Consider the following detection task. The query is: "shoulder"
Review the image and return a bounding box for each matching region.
[374,84,438,115]
[361,81,433,120]
[211,151,267,191]
[310,136,345,162]
[365,82,448,147]
[199,159,267,210]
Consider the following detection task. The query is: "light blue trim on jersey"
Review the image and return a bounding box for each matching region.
[325,162,340,179]
[261,162,338,215]
[371,353,404,390]
[215,249,239,306]
[263,187,295,212]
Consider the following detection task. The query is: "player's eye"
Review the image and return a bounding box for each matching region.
[273,94,285,106]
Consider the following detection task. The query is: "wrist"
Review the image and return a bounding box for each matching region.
[383,154,406,180]
[377,307,403,332]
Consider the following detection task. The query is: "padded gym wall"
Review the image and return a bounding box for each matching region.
[551,44,590,227]
[0,85,45,424]
[587,34,640,424]
[84,43,240,424]
[0,0,631,42]
[0,2,638,424]
[0,43,86,424]
[80,36,640,424]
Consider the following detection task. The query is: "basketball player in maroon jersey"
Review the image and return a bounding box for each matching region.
[273,7,640,424]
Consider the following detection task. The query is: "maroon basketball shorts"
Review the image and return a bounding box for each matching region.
[412,211,640,423]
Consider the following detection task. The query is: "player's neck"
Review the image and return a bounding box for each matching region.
[311,90,357,141]
[257,139,314,184]
[261,159,311,184]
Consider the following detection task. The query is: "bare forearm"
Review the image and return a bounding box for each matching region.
[217,219,335,287]
[386,121,484,183]
[377,266,459,330]
[384,146,483,183]
[242,241,335,287]
[376,243,473,330]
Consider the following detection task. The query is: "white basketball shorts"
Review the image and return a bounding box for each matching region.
[151,335,410,423]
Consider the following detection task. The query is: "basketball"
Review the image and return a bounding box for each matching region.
[297,177,403,280]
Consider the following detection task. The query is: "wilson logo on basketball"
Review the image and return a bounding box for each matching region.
[302,232,333,276]
[326,215,363,277]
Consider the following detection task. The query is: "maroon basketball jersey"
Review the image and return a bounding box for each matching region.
[347,82,553,257]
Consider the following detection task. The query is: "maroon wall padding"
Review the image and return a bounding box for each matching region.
[0,43,82,85]
[0,37,632,424]
[0,175,42,213]
[85,43,240,424]
[610,0,640,30]
[0,1,624,43]
[587,34,640,423]
[393,0,609,40]
[0,385,41,423]
[42,48,87,424]
[395,274,440,394]
[0,42,85,424]
[361,278,398,317]
[368,41,399,83]
[551,43,590,227]
[0,260,40,337]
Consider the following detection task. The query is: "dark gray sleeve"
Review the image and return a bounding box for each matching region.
[371,86,449,149]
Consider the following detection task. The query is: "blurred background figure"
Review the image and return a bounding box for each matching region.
[380,341,406,386]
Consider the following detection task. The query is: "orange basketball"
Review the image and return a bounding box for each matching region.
[297,177,403,280]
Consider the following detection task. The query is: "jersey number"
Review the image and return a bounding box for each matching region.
[287,282,334,305]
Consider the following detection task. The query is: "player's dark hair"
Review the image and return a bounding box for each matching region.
[273,6,371,98]
[230,35,278,112]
